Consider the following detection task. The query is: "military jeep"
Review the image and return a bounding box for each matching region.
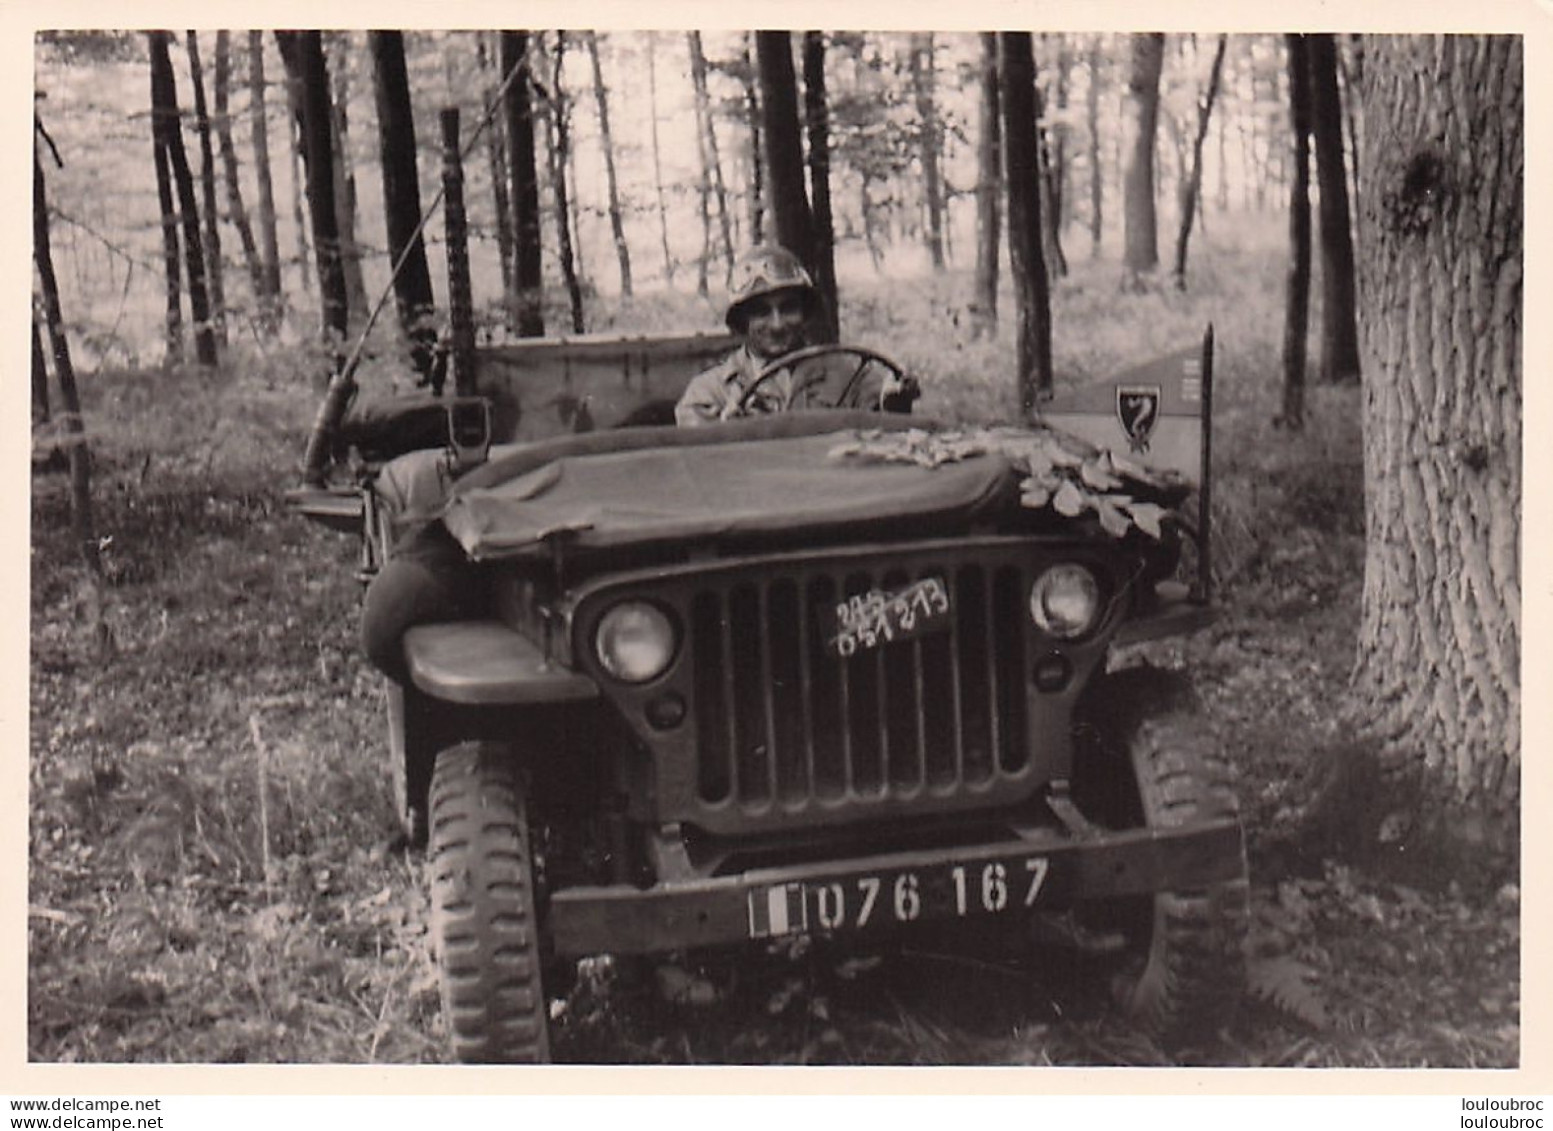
[292,328,1247,1063]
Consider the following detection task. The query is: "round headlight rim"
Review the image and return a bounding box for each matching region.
[593,599,680,684]
[1029,562,1104,641]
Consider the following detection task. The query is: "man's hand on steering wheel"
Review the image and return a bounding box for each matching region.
[734,344,913,416]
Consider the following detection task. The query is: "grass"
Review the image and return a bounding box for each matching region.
[27,223,1517,1067]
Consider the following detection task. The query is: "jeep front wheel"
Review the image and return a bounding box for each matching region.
[427,741,551,1063]
[1072,669,1249,1049]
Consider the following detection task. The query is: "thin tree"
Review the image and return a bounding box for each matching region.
[908,34,945,270]
[32,316,50,425]
[1353,34,1521,836]
[185,32,226,347]
[501,31,544,337]
[35,127,110,652]
[279,45,313,294]
[369,31,437,382]
[973,32,1001,336]
[1086,35,1104,256]
[583,31,632,297]
[1308,33,1361,383]
[1121,33,1166,288]
[275,31,348,349]
[755,32,814,269]
[1171,34,1228,289]
[214,31,266,319]
[999,32,1053,413]
[540,32,584,333]
[740,35,765,246]
[326,33,369,329]
[248,31,283,317]
[646,31,675,283]
[1281,34,1313,431]
[1034,67,1067,280]
[688,33,734,275]
[802,31,839,342]
[151,109,183,363]
[148,30,216,366]
[479,36,515,309]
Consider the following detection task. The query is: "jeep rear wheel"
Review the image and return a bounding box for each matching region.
[427,741,551,1063]
[1072,669,1249,1048]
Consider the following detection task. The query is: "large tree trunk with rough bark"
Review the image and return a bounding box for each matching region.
[1121,33,1165,287]
[1309,33,1362,384]
[501,32,544,337]
[369,31,437,382]
[998,32,1053,414]
[973,32,1001,336]
[756,32,814,270]
[148,31,216,367]
[1352,35,1521,828]
[1281,34,1313,431]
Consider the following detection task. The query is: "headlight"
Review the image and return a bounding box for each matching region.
[595,601,677,683]
[1029,564,1102,639]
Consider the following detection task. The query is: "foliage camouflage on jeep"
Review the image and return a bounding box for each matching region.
[293,333,1248,1063]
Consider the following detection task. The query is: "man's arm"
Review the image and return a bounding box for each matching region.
[675,363,736,426]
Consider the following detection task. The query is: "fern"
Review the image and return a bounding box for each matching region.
[1246,955,1329,1030]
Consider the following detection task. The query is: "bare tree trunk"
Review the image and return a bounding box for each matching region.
[152,114,183,363]
[35,141,110,653]
[1034,78,1068,280]
[756,31,814,268]
[32,316,50,424]
[185,32,226,347]
[1308,33,1361,384]
[149,31,216,366]
[1121,33,1165,288]
[802,32,839,342]
[1087,35,1104,256]
[214,31,265,321]
[740,35,765,247]
[369,30,437,381]
[276,31,348,350]
[646,31,675,284]
[501,31,544,337]
[973,32,1001,336]
[583,31,632,297]
[999,32,1053,413]
[909,34,945,270]
[248,31,283,317]
[440,109,476,395]
[1280,34,1313,431]
[688,32,734,277]
[1170,34,1227,289]
[541,32,585,334]
[479,36,515,310]
[1354,34,1521,831]
[281,52,313,295]
[326,34,369,331]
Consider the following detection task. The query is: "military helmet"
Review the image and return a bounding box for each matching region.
[725,245,817,331]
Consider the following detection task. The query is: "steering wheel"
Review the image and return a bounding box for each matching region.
[734,344,911,416]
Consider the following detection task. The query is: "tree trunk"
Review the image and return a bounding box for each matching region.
[1353,34,1521,829]
[1308,33,1362,384]
[688,32,734,277]
[248,31,283,317]
[275,31,348,350]
[1281,34,1313,431]
[326,34,369,331]
[1034,79,1067,280]
[501,32,544,337]
[541,32,585,334]
[440,109,476,395]
[35,143,109,625]
[909,34,945,270]
[583,31,633,297]
[479,36,515,312]
[741,35,765,247]
[214,31,266,321]
[646,31,675,284]
[32,316,50,424]
[1170,33,1227,289]
[998,32,1053,414]
[689,37,713,297]
[973,32,1001,336]
[152,112,183,363]
[1121,33,1165,287]
[280,47,313,294]
[802,31,839,342]
[369,31,437,382]
[1087,35,1104,256]
[185,32,226,347]
[756,32,814,270]
[148,31,216,367]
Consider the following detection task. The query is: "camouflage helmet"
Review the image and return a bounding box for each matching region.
[725,245,817,331]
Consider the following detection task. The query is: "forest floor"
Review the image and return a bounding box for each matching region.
[27,248,1519,1069]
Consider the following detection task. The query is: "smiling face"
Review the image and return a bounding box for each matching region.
[738,288,810,361]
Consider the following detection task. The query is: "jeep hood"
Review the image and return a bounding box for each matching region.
[439,413,1018,561]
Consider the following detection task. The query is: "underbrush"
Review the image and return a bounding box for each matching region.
[28,232,1516,1067]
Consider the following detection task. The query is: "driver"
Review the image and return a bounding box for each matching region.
[676,245,864,425]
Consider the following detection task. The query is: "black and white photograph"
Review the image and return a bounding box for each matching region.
[22,8,1527,1093]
